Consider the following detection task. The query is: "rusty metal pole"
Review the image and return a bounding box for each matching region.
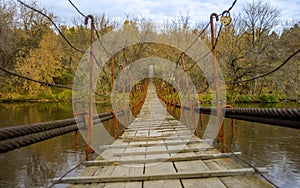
[200,113,204,127]
[129,76,133,122]
[121,64,128,126]
[111,55,114,85]
[111,55,116,109]
[219,122,226,152]
[231,118,236,138]
[85,15,95,161]
[181,53,196,134]
[210,13,224,152]
[225,105,236,138]
[74,130,78,151]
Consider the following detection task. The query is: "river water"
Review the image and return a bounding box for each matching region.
[0,102,299,187]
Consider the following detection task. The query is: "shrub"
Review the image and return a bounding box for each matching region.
[57,90,72,101]
[234,94,253,103]
[259,94,278,103]
[199,94,213,104]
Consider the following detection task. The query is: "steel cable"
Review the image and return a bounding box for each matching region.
[0,112,116,153]
[0,118,76,141]
[0,111,115,142]
[178,105,300,129]
[0,124,78,154]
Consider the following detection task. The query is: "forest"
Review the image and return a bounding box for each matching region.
[0,0,299,103]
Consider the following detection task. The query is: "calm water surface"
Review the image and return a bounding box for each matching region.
[0,102,299,187]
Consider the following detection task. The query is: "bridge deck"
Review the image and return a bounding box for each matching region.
[57,81,271,188]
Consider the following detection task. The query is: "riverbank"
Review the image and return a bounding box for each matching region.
[0,91,299,105]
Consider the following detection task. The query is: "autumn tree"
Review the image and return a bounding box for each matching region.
[240,0,280,95]
[275,23,300,99]
[15,1,55,59]
[216,0,281,98]
[0,0,16,69]
[15,30,64,96]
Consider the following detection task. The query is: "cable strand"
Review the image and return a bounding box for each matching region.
[226,48,300,84]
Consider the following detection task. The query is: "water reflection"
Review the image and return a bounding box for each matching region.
[197,114,300,188]
[0,102,103,187]
[0,131,87,187]
[230,121,300,187]
[0,102,73,127]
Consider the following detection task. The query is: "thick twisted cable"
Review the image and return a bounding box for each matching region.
[225,108,300,119]
[182,106,300,129]
[0,125,78,154]
[0,112,114,141]
[0,115,114,154]
[0,118,76,141]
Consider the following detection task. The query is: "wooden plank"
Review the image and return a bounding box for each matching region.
[124,126,187,131]
[54,168,268,184]
[67,166,100,188]
[112,147,214,156]
[121,136,193,142]
[102,164,144,188]
[144,162,181,188]
[204,158,272,188]
[121,134,172,139]
[182,178,226,188]
[144,144,170,160]
[88,165,116,188]
[174,157,226,187]
[85,152,242,166]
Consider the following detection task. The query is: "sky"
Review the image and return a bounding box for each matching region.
[33,0,300,27]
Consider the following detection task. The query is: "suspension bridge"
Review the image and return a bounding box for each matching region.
[0,73,298,187]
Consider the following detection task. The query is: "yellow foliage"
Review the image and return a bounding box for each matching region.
[16,30,63,95]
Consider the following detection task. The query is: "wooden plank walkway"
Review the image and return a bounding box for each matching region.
[54,80,272,187]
